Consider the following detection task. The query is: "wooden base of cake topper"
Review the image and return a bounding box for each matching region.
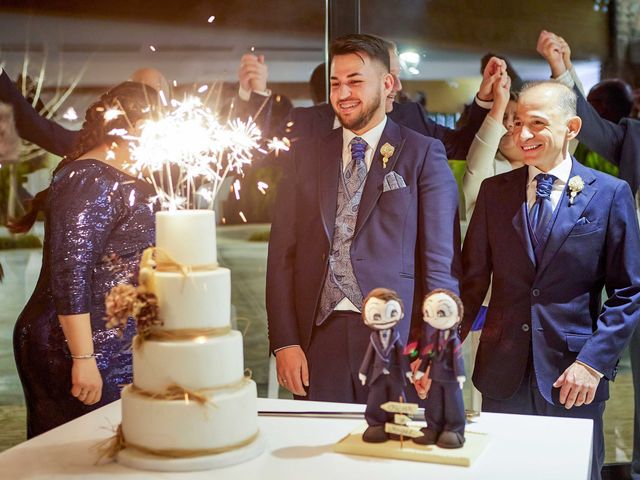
[334,424,489,467]
[117,431,266,472]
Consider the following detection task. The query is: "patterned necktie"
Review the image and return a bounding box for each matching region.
[529,173,557,249]
[344,137,368,197]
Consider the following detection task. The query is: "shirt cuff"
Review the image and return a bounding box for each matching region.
[238,85,271,102]
[475,95,493,110]
[274,344,300,354]
[575,360,604,379]
[553,69,575,89]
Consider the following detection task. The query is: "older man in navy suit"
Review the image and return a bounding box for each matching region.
[266,34,460,403]
[461,81,640,480]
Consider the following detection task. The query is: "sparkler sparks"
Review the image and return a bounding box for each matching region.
[266,137,290,156]
[62,107,78,121]
[104,108,124,122]
[257,181,269,195]
[127,95,262,211]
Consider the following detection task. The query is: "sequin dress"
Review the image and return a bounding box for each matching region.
[14,159,155,438]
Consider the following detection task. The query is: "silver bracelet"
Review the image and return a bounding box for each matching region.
[71,353,96,360]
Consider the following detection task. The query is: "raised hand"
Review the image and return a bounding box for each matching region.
[478,57,507,102]
[238,53,269,93]
[488,72,511,123]
[536,30,567,78]
[557,36,573,71]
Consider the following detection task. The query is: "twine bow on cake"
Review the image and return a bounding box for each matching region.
[138,246,219,294]
[105,246,220,338]
[95,370,255,463]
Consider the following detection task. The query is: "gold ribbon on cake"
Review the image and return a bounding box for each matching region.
[134,326,232,349]
[96,424,260,462]
[138,246,219,293]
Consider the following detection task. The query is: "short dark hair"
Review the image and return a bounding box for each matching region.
[520,80,577,117]
[309,63,326,105]
[330,34,391,73]
[587,79,633,123]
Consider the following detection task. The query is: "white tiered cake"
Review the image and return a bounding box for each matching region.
[117,210,263,471]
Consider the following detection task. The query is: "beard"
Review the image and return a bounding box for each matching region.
[335,90,382,132]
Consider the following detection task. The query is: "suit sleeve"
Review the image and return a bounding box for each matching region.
[405,101,488,161]
[577,181,640,379]
[0,70,77,157]
[460,181,493,340]
[452,336,465,378]
[359,343,374,378]
[265,141,301,351]
[463,114,506,219]
[575,86,625,166]
[417,138,461,298]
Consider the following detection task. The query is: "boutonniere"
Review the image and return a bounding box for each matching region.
[380,142,395,169]
[568,175,584,205]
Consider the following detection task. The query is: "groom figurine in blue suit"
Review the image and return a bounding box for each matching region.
[266,34,460,403]
[461,80,640,480]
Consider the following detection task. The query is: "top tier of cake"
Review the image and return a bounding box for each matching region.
[156,210,217,266]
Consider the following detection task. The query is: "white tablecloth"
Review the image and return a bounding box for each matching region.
[0,398,592,480]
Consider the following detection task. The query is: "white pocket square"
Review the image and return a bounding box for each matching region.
[383,171,407,192]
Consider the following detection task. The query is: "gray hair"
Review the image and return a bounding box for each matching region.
[520,80,577,117]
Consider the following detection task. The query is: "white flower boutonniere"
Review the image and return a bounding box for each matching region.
[568,175,584,205]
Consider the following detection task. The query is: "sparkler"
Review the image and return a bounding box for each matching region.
[126,94,263,212]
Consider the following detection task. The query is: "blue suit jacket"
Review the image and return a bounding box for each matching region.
[461,159,640,405]
[279,100,488,161]
[266,118,461,351]
[575,86,640,194]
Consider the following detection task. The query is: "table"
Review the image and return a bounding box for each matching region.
[0,398,592,480]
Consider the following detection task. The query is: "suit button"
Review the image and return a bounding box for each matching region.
[522,324,530,332]
[532,288,540,297]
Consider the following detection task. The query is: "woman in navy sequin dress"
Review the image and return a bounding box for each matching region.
[11,82,159,437]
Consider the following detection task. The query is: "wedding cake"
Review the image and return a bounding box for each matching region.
[117,210,262,470]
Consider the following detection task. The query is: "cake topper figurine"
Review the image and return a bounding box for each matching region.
[359,288,411,443]
[413,289,466,448]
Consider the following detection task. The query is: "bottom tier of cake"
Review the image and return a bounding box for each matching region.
[120,380,258,452]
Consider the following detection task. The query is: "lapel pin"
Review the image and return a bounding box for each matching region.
[380,143,395,169]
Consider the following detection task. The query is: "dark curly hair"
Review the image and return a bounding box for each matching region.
[8,81,160,233]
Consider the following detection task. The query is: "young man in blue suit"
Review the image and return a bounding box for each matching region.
[461,81,640,480]
[270,39,502,162]
[266,34,460,402]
